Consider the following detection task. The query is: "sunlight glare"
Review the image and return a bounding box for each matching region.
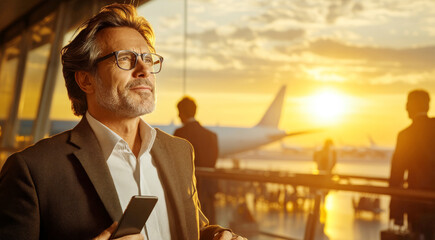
[307,89,348,125]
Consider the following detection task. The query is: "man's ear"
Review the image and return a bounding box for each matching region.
[75,71,95,94]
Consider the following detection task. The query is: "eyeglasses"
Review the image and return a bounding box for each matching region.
[95,50,164,73]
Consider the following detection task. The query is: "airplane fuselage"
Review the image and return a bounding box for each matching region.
[156,124,287,157]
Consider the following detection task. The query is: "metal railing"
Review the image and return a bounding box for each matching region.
[196,167,435,201]
[196,167,435,240]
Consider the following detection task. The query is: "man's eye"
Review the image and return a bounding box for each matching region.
[119,56,133,62]
[144,57,153,63]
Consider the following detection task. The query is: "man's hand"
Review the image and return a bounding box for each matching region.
[92,222,144,240]
[213,230,247,240]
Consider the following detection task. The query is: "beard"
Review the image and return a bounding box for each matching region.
[94,75,156,118]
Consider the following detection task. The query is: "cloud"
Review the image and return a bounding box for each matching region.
[260,29,305,41]
[308,39,435,70]
[247,4,320,24]
[189,29,221,46]
[141,0,435,95]
[229,27,256,41]
[159,14,182,29]
[189,26,305,48]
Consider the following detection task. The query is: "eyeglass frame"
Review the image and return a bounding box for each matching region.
[95,50,164,73]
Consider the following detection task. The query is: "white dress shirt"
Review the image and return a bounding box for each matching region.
[86,112,171,240]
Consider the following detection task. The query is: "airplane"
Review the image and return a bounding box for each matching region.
[366,136,394,159]
[156,86,315,157]
[280,141,306,154]
[334,136,394,160]
[1,86,314,157]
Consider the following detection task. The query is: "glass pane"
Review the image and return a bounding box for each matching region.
[49,29,79,136]
[16,13,55,147]
[0,37,21,142]
[48,0,103,136]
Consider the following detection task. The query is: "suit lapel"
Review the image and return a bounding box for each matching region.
[70,118,122,222]
[151,130,188,240]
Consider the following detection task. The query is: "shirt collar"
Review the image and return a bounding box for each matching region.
[138,117,157,157]
[414,112,428,118]
[86,112,156,160]
[183,117,197,126]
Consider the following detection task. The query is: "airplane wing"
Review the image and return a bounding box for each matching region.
[268,129,322,141]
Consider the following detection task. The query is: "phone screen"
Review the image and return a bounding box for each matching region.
[110,195,158,239]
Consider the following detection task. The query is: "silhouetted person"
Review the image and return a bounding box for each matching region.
[389,89,435,240]
[314,139,337,175]
[174,97,219,224]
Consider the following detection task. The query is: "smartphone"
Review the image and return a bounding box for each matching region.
[110,195,158,239]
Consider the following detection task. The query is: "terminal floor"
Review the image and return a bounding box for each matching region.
[214,191,390,240]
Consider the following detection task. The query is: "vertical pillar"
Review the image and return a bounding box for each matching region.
[304,190,321,240]
[32,1,69,142]
[0,30,30,149]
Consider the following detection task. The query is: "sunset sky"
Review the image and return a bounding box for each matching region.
[47,0,435,148]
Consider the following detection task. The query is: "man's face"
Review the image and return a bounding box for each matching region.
[93,27,156,118]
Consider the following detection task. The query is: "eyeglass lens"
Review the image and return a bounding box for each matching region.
[116,51,162,73]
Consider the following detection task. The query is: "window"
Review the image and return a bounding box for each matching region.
[15,14,55,147]
[0,37,21,140]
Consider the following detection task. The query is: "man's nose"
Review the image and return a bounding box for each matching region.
[133,57,152,78]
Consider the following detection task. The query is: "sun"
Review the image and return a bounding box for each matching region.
[307,89,348,124]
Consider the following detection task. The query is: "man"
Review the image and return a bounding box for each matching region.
[0,4,245,240]
[389,89,435,240]
[174,97,219,224]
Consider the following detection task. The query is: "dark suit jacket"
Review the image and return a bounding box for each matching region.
[389,116,435,223]
[174,121,218,168]
[0,118,224,240]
